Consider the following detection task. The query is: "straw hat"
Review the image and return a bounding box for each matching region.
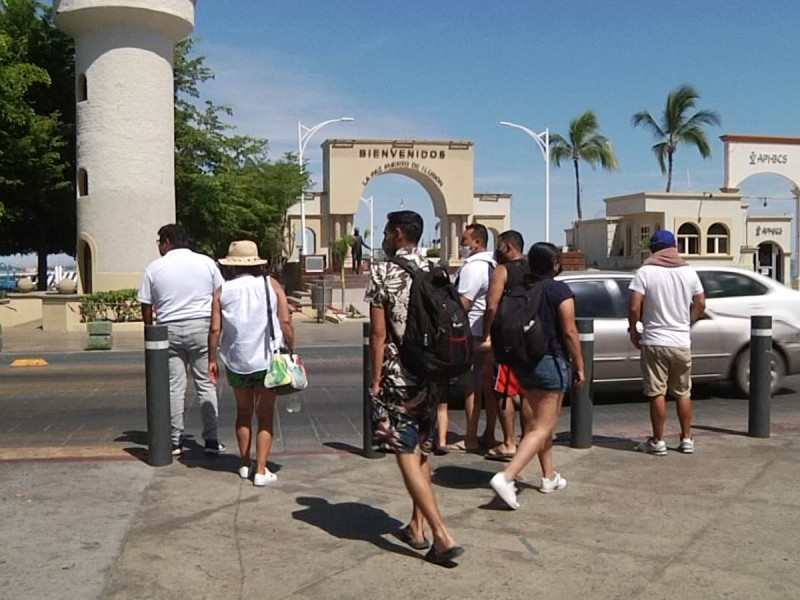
[218,240,268,266]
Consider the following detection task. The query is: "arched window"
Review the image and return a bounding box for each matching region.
[78,73,87,102]
[677,223,700,255]
[78,168,88,197]
[706,223,729,254]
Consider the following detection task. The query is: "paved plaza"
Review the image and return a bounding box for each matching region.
[1,319,799,599]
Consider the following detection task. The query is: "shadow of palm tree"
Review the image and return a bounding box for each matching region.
[292,496,419,559]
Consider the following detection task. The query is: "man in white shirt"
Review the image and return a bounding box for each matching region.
[628,230,705,456]
[138,224,225,457]
[442,223,497,453]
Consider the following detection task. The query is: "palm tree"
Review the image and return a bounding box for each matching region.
[551,111,618,221]
[631,85,721,193]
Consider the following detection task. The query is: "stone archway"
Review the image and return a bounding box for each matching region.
[287,139,511,270]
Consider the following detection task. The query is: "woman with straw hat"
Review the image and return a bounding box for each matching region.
[208,240,294,487]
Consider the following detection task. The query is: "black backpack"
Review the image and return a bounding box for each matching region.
[491,266,550,370]
[390,257,473,380]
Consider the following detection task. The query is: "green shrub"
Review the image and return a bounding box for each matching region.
[80,289,141,322]
[425,247,441,258]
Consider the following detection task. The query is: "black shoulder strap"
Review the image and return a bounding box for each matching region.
[264,276,275,343]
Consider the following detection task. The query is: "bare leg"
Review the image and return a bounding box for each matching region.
[676,394,692,439]
[233,386,255,468]
[396,453,458,551]
[482,387,498,447]
[463,387,480,448]
[436,402,449,448]
[649,394,667,441]
[494,392,517,454]
[253,387,276,475]
[405,457,433,542]
[502,389,563,482]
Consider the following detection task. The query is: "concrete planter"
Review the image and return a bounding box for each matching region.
[16,277,34,293]
[86,320,113,350]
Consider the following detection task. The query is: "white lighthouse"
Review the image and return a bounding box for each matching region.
[53,0,195,292]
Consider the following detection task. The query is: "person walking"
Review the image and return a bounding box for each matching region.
[207,241,294,486]
[628,230,705,455]
[137,224,225,457]
[481,230,528,461]
[489,243,585,510]
[443,223,496,453]
[365,210,465,566]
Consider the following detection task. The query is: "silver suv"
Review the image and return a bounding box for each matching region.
[556,271,800,394]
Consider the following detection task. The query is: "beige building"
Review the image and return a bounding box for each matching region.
[288,139,511,269]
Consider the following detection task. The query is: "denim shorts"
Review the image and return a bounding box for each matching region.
[513,355,571,392]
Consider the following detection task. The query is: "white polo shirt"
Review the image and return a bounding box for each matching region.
[456,251,496,337]
[137,248,224,324]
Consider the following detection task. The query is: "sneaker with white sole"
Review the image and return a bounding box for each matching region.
[171,444,182,457]
[678,438,695,454]
[490,472,520,509]
[540,472,567,493]
[238,464,251,480]
[636,437,667,456]
[253,470,277,487]
[204,440,226,455]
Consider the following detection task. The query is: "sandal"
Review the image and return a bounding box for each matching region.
[484,446,515,461]
[393,526,431,550]
[425,544,465,565]
[445,440,482,454]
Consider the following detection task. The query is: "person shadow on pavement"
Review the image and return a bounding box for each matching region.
[291,497,420,559]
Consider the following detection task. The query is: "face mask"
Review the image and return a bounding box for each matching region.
[460,245,472,259]
[382,237,396,258]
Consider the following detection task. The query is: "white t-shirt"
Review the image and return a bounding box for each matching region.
[218,275,284,375]
[456,251,496,337]
[137,248,224,324]
[629,265,704,348]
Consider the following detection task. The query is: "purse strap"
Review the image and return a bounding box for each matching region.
[265,276,290,354]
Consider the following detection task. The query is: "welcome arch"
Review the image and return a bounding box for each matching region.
[721,134,800,284]
[288,139,511,268]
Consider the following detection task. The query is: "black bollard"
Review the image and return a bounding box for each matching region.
[145,325,172,466]
[570,318,594,449]
[748,315,771,438]
[362,322,383,459]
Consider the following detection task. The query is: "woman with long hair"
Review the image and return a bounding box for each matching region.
[489,242,585,509]
[208,241,294,487]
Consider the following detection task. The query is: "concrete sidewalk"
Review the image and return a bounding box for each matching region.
[2,427,799,599]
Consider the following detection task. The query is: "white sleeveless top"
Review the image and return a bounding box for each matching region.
[218,275,284,374]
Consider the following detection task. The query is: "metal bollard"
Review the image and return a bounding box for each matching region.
[362,322,383,459]
[748,315,771,438]
[145,325,172,466]
[570,318,594,449]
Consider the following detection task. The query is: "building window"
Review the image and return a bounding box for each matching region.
[625,226,632,256]
[677,223,700,255]
[639,225,650,261]
[706,223,729,255]
[78,73,87,102]
[78,168,88,196]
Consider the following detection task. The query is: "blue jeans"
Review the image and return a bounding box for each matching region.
[166,318,219,445]
[513,355,571,392]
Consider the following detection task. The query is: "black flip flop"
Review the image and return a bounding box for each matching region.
[393,526,431,550]
[425,544,465,565]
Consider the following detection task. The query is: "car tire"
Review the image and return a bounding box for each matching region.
[733,347,786,396]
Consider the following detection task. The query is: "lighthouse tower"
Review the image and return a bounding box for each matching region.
[53,0,195,292]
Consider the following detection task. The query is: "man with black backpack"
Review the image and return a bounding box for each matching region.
[365,210,466,566]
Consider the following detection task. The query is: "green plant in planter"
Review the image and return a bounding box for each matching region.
[330,236,353,310]
[80,288,141,322]
[425,247,441,258]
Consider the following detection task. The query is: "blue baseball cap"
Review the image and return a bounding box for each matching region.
[649,230,676,250]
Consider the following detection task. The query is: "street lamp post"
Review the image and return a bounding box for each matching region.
[359,196,374,260]
[500,121,550,243]
[297,117,354,257]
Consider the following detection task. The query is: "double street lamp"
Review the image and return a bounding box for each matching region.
[500,120,551,243]
[297,117,354,256]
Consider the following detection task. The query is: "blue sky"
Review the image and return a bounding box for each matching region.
[189,0,800,251]
[5,0,799,267]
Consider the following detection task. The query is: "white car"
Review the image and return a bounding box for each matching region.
[694,267,800,330]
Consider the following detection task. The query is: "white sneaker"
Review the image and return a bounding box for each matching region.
[490,472,520,509]
[238,464,251,480]
[253,470,277,487]
[540,472,567,493]
[636,437,667,456]
[678,438,695,454]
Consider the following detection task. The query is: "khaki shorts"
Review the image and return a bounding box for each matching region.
[641,345,692,398]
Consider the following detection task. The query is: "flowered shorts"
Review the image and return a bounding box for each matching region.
[371,378,442,455]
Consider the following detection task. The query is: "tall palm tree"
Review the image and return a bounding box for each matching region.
[551,111,618,221]
[631,85,721,193]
